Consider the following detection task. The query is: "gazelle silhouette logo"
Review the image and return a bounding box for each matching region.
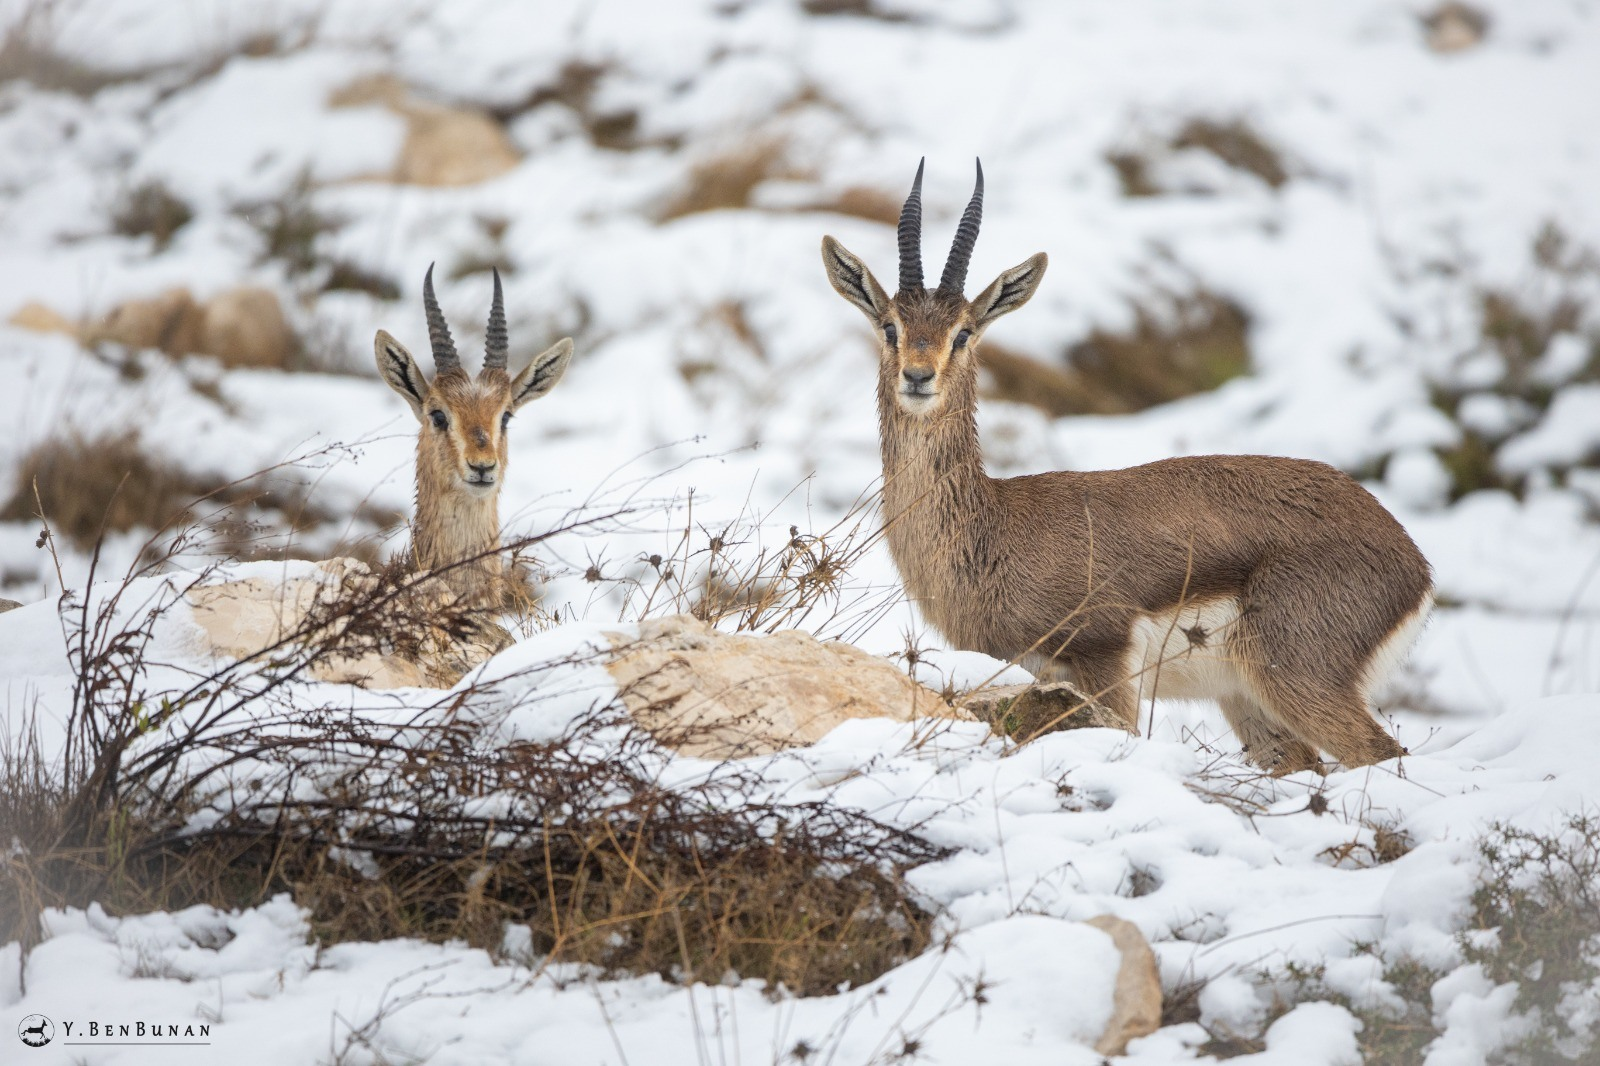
[18,1014,54,1048]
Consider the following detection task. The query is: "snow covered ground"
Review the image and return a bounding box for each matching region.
[3,0,1600,1061]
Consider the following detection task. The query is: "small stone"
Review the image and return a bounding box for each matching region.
[1084,914,1162,1056]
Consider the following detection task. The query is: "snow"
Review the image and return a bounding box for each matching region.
[3,0,1600,1060]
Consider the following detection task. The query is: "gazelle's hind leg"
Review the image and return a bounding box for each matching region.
[1223,557,1417,770]
[1228,633,1405,770]
[1217,695,1321,776]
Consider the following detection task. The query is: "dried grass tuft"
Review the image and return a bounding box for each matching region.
[980,288,1251,417]
[659,138,808,221]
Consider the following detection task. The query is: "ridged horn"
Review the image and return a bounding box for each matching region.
[422,263,460,374]
[896,158,925,294]
[938,158,984,296]
[483,267,508,372]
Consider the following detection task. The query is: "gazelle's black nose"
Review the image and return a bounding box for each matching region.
[901,366,935,388]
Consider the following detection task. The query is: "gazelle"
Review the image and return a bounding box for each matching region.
[822,161,1433,773]
[374,266,573,605]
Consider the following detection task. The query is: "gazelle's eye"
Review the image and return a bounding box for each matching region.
[429,410,448,431]
[953,329,971,349]
[500,411,511,431]
[883,322,898,347]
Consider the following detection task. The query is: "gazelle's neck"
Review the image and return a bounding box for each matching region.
[876,357,997,628]
[412,449,503,604]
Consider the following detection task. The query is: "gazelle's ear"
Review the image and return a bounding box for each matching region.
[374,330,427,421]
[972,253,1048,330]
[509,338,574,411]
[822,236,893,322]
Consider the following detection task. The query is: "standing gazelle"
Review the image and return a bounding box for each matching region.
[375,266,573,606]
[822,161,1433,773]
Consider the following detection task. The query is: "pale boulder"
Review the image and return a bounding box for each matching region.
[331,73,519,187]
[605,614,965,758]
[8,301,77,336]
[92,287,204,355]
[74,286,298,369]
[186,558,508,689]
[198,286,298,368]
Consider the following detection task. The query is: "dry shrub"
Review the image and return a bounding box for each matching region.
[1066,289,1251,413]
[9,728,940,995]
[660,138,809,221]
[449,214,516,281]
[1197,952,1444,1062]
[1318,815,1415,867]
[1105,150,1161,199]
[322,260,400,300]
[0,432,220,548]
[1171,118,1287,190]
[0,3,143,95]
[982,289,1251,417]
[623,504,887,642]
[800,0,916,22]
[1464,816,1600,1061]
[977,342,1085,417]
[237,172,343,278]
[1197,818,1600,1061]
[240,743,940,994]
[810,185,902,225]
[1420,222,1600,501]
[3,503,939,994]
[0,431,397,563]
[497,59,647,151]
[1,554,941,994]
[110,181,194,252]
[1108,116,1288,197]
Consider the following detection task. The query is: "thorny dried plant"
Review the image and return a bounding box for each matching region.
[1,460,945,999]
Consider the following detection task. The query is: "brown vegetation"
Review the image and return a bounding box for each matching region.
[496,60,645,151]
[110,181,194,252]
[1421,222,1600,501]
[1171,118,1288,190]
[981,289,1252,417]
[659,137,808,221]
[0,431,396,562]
[0,541,943,993]
[1188,817,1600,1061]
[1109,116,1288,197]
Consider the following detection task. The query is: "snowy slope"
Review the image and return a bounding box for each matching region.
[3,0,1600,1061]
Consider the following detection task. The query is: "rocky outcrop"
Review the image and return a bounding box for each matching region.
[0,598,22,614]
[1085,914,1163,1055]
[194,287,299,369]
[11,286,298,369]
[7,301,76,336]
[605,614,966,758]
[330,74,520,187]
[186,559,509,689]
[962,680,1134,741]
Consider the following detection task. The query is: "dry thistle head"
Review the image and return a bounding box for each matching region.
[821,159,1048,417]
[374,265,573,497]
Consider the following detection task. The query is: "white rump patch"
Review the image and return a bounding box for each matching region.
[1123,597,1251,703]
[1361,592,1434,700]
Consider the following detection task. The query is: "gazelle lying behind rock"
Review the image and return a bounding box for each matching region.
[821,160,1433,773]
[375,265,573,607]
